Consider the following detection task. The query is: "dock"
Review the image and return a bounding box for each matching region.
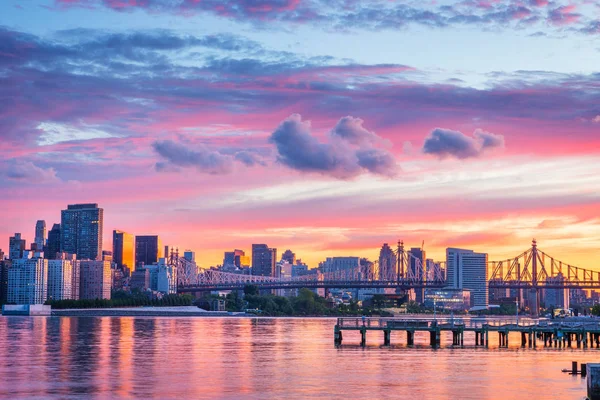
[334,317,600,349]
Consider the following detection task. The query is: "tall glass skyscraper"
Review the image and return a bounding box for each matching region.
[60,203,104,260]
[46,223,61,260]
[135,235,163,268]
[34,220,46,251]
[113,230,135,271]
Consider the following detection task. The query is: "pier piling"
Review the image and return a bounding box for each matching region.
[587,364,600,400]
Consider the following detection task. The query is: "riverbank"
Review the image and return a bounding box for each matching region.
[51,306,245,317]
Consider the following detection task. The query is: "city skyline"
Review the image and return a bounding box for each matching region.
[0,209,590,271]
[1,0,599,270]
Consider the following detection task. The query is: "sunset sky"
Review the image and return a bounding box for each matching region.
[1,0,599,269]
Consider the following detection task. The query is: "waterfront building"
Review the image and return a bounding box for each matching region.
[541,273,569,309]
[252,244,277,277]
[135,235,163,267]
[409,247,426,303]
[9,233,26,260]
[112,230,134,272]
[7,251,48,304]
[378,243,396,280]
[80,260,111,300]
[424,289,471,311]
[130,268,150,291]
[61,203,104,260]
[46,223,61,260]
[446,248,488,308]
[48,255,78,301]
[0,259,10,304]
[156,258,177,294]
[34,220,46,251]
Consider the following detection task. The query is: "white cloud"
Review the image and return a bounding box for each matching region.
[37,122,118,146]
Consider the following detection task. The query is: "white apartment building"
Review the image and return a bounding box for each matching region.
[7,251,48,304]
[446,248,488,308]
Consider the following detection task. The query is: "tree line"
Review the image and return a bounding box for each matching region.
[46,291,194,309]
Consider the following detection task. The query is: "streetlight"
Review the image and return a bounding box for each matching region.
[434,297,437,322]
[516,299,519,326]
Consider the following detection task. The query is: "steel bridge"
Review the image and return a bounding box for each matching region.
[172,240,600,295]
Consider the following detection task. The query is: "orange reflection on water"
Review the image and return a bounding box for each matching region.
[0,316,595,399]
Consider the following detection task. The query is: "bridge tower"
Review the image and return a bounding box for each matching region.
[397,240,405,284]
[531,239,540,317]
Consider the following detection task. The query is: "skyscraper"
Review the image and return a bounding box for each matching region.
[184,250,196,263]
[9,233,26,260]
[113,230,134,271]
[281,249,296,264]
[409,247,426,303]
[446,248,488,308]
[223,249,249,269]
[135,235,163,267]
[252,244,277,277]
[378,243,396,280]
[34,220,46,251]
[46,223,61,260]
[61,203,104,260]
[7,251,48,305]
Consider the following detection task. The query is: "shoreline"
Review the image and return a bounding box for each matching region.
[49,306,245,317]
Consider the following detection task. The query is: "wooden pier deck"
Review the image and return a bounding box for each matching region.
[334,317,600,349]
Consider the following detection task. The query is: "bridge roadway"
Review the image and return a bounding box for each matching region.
[179,280,600,292]
[178,280,447,292]
[334,317,600,349]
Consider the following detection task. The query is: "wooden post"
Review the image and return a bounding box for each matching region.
[572,361,578,375]
[588,364,600,400]
[334,325,342,345]
[384,330,391,346]
[407,330,414,346]
[582,363,587,377]
[361,328,366,347]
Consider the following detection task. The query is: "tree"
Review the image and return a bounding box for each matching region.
[244,285,259,296]
[406,300,422,314]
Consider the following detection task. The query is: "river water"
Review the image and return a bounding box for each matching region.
[0,316,595,399]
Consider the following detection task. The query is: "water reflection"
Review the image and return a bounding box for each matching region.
[0,317,593,399]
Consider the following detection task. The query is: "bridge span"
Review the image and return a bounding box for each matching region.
[171,240,600,294]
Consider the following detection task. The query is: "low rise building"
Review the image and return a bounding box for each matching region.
[424,289,471,312]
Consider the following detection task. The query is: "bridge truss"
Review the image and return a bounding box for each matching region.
[172,239,600,293]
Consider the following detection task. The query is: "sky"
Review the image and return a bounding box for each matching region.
[1,0,599,269]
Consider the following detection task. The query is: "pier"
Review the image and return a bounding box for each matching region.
[334,317,600,349]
